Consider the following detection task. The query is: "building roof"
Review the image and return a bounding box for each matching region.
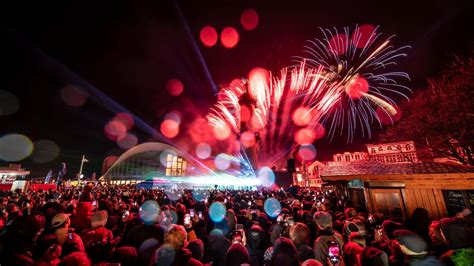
[321,161,474,177]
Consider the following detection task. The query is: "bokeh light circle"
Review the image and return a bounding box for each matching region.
[200,26,218,47]
[298,144,317,162]
[258,167,275,187]
[117,133,138,149]
[159,149,177,167]
[60,85,87,107]
[104,120,127,141]
[240,9,259,30]
[209,202,226,223]
[292,107,312,126]
[212,125,232,141]
[160,119,180,138]
[346,76,369,99]
[352,24,376,49]
[139,200,160,225]
[264,198,282,218]
[220,27,239,48]
[30,140,61,163]
[313,123,326,140]
[166,79,184,96]
[192,190,210,202]
[0,134,34,162]
[214,153,232,170]
[164,111,182,125]
[0,90,20,116]
[240,131,256,148]
[113,113,134,130]
[295,128,316,144]
[196,143,212,159]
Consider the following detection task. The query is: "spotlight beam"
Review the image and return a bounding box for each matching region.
[173,0,218,94]
[5,28,213,173]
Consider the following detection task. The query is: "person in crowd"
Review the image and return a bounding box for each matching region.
[1,183,473,266]
[343,232,365,266]
[154,224,202,266]
[289,222,315,262]
[361,247,389,266]
[270,237,300,266]
[439,217,474,266]
[394,229,444,265]
[313,211,344,266]
[227,242,251,266]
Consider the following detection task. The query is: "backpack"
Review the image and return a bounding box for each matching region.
[85,229,112,263]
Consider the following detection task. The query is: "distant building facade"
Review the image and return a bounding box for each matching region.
[366,141,418,164]
[0,164,30,184]
[332,152,369,163]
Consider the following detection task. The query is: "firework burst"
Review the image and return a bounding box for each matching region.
[294,24,411,142]
[206,25,411,168]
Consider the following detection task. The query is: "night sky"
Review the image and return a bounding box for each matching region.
[1,0,473,177]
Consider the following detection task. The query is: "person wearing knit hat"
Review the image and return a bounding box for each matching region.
[313,211,344,266]
[226,242,251,266]
[80,211,114,263]
[394,229,444,265]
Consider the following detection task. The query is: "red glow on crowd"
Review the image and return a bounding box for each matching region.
[346,76,369,99]
[220,27,240,48]
[160,119,180,138]
[240,9,259,30]
[328,33,349,55]
[200,26,218,47]
[292,107,312,126]
[352,24,376,48]
[166,79,184,96]
[376,105,402,125]
[295,128,316,144]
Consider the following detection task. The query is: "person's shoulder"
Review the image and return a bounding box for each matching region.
[188,257,204,266]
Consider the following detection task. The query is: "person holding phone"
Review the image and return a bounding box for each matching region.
[312,211,344,266]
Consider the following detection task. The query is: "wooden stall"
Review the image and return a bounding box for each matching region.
[321,161,474,220]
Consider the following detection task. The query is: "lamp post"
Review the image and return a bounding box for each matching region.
[78,155,88,183]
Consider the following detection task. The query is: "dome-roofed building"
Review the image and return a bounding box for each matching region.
[101,142,209,184]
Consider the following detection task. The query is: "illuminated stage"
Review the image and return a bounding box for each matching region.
[135,174,262,190]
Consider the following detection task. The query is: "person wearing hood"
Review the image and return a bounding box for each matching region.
[226,242,251,266]
[438,217,474,266]
[290,222,315,262]
[313,211,344,266]
[394,229,444,266]
[246,224,268,266]
[270,237,300,266]
[81,210,114,263]
[154,224,202,266]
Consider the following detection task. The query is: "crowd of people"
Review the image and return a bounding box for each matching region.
[0,183,473,266]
